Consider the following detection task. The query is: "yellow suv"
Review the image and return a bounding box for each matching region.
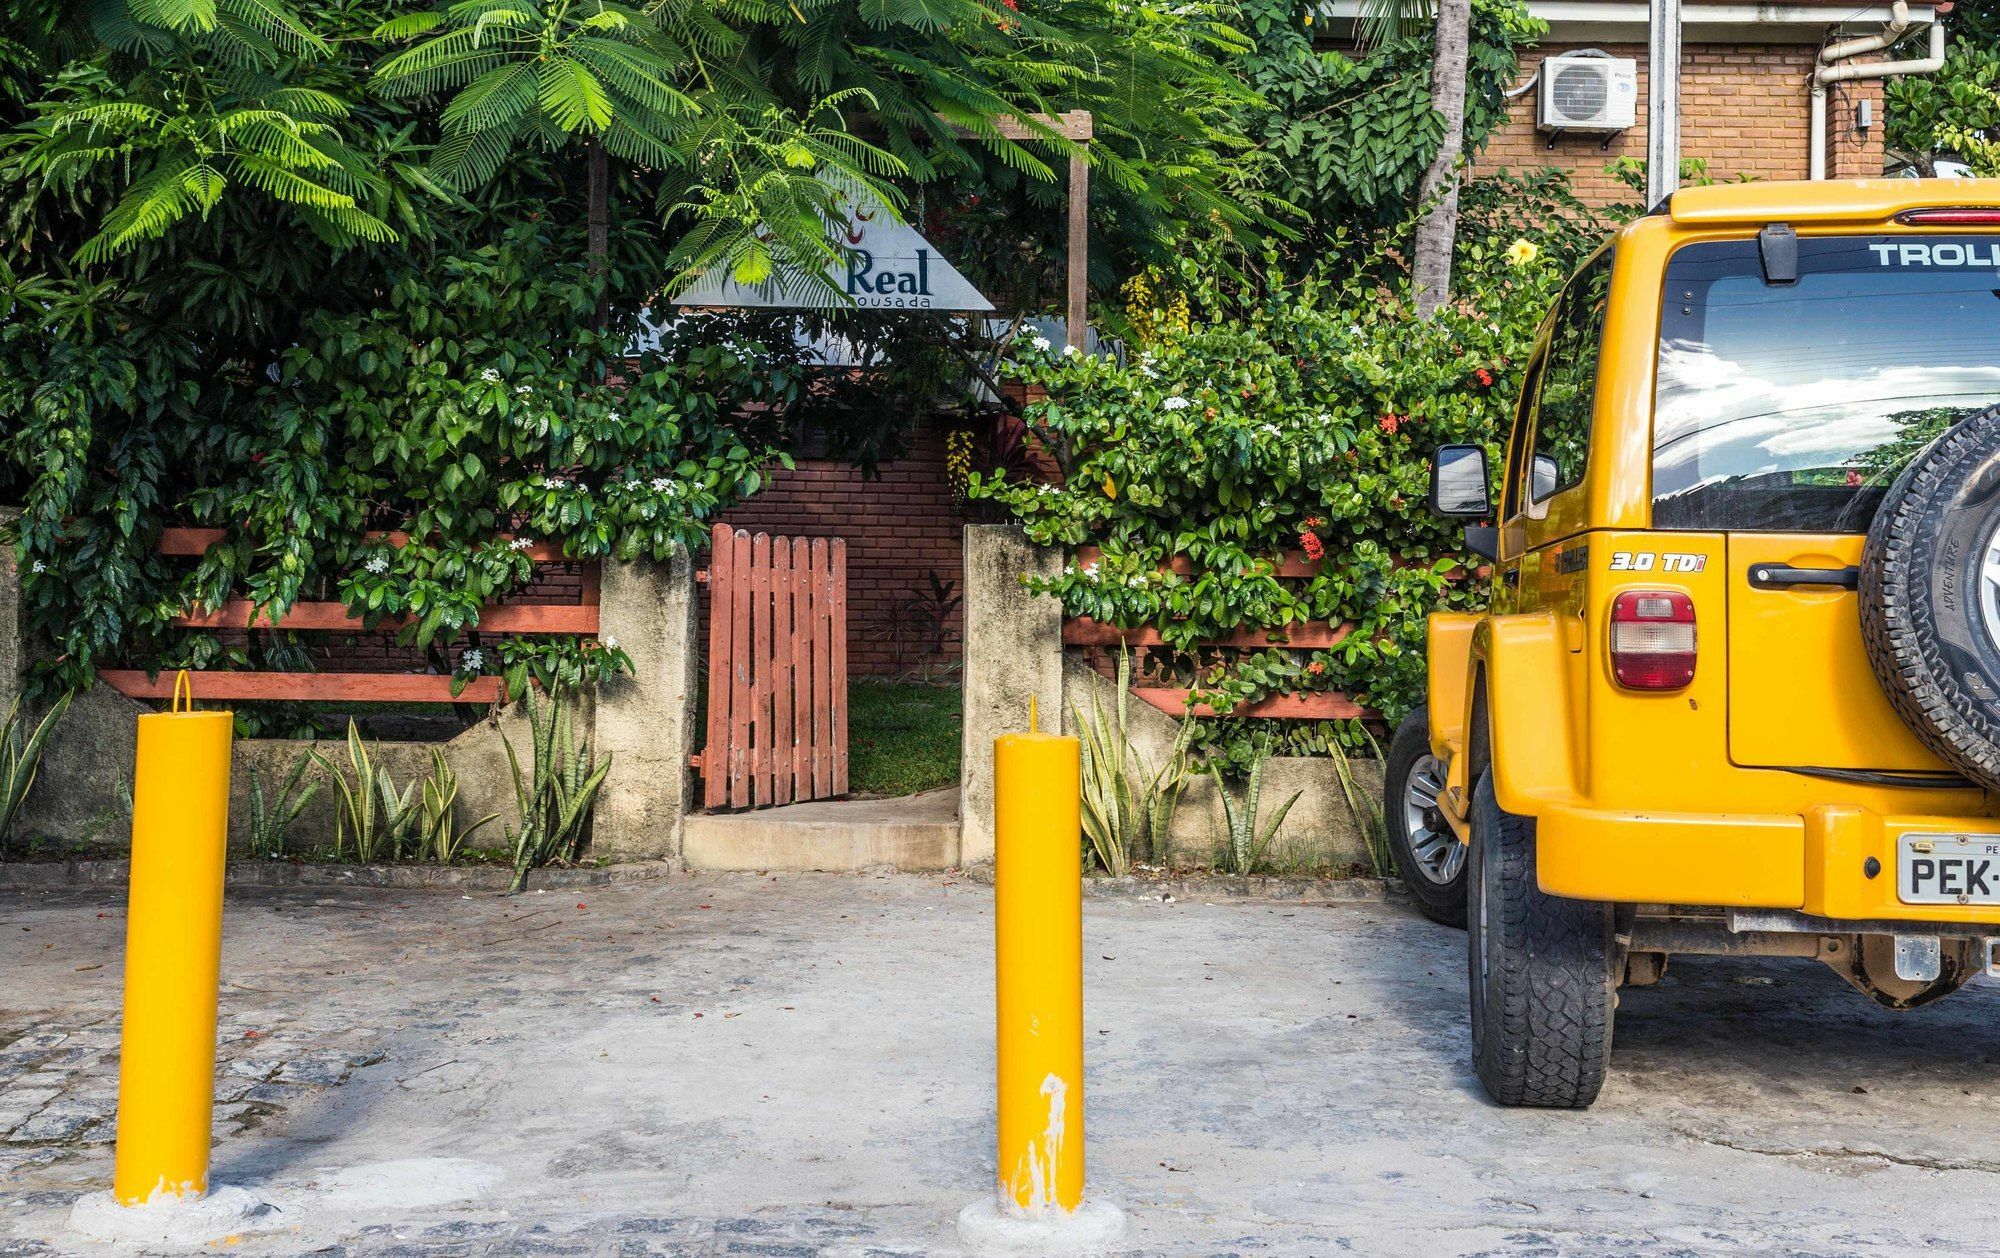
[1389,179,2000,1108]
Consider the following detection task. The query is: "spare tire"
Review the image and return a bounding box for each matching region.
[1861,405,2000,789]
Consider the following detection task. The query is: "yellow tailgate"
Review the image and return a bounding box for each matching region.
[1726,533,1946,773]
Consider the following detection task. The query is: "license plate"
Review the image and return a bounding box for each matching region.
[1898,833,2000,904]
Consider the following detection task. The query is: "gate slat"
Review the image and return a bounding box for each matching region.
[811,538,832,799]
[830,539,848,797]
[704,522,733,809]
[792,536,812,800]
[750,532,772,808]
[728,528,754,809]
[771,541,794,806]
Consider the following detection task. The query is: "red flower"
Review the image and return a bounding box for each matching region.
[1303,515,1325,529]
[1378,413,1401,435]
[1002,0,1017,10]
[1307,661,1326,676]
[1299,532,1325,560]
[1474,368,1494,388]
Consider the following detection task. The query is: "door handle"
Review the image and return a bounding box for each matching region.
[1747,564,1859,591]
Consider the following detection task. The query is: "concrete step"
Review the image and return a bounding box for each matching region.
[681,787,961,871]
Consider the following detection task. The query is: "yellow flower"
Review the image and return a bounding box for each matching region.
[1505,239,1540,268]
[1102,476,1119,499]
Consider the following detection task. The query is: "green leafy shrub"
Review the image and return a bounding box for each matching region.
[971,233,1568,728]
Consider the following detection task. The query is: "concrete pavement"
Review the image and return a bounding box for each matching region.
[5,873,2000,1254]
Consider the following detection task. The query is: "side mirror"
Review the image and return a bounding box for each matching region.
[1429,444,1491,518]
[1530,453,1560,505]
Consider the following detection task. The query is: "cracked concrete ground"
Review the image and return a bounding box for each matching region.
[5,873,2000,1255]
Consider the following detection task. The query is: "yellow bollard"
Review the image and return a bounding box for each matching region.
[992,720,1086,1214]
[113,673,233,1206]
[957,703,1122,1251]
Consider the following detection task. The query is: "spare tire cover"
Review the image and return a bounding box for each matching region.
[1861,406,2000,790]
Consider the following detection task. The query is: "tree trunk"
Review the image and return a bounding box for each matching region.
[587,139,610,328]
[1413,0,1471,319]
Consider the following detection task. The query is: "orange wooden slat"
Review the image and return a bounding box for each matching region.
[578,560,602,607]
[749,532,772,809]
[159,527,568,563]
[771,539,795,807]
[1061,617,1353,650]
[171,600,598,634]
[791,536,812,800]
[728,528,754,809]
[1129,687,1371,720]
[810,538,832,800]
[829,539,848,798]
[704,522,734,809]
[98,670,502,704]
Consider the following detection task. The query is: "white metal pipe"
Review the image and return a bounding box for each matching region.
[1810,11,1945,179]
[1649,0,1683,206]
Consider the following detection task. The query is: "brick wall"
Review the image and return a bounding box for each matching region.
[709,425,965,679]
[1474,41,1888,204]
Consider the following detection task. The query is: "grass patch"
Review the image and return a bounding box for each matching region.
[848,681,962,797]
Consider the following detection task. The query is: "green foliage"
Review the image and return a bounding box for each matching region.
[0,220,781,701]
[244,752,323,858]
[419,745,498,863]
[501,682,611,893]
[329,718,420,861]
[1208,755,1299,875]
[1235,0,1542,239]
[0,692,71,857]
[1886,3,2000,177]
[972,230,1567,725]
[1073,648,1196,874]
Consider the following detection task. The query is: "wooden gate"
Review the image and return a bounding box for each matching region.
[700,523,847,810]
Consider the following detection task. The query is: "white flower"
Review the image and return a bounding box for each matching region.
[625,479,641,491]
[1030,335,1052,352]
[459,648,484,673]
[1062,344,1080,357]
[1137,364,1160,379]
[515,385,533,397]
[30,561,45,574]
[1259,423,1282,438]
[601,635,619,650]
[364,556,389,575]
[1126,574,1146,588]
[607,410,622,422]
[1083,562,1101,581]
[651,478,677,494]
[1036,484,1058,496]
[480,368,501,383]
[1162,396,1191,412]
[508,537,535,552]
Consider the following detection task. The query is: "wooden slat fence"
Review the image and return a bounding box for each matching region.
[97,529,594,704]
[1065,546,1421,721]
[700,523,847,810]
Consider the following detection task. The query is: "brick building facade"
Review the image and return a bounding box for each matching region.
[1330,0,1937,201]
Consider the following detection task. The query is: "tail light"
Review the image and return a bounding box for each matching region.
[1894,209,2000,227]
[1610,590,1697,690]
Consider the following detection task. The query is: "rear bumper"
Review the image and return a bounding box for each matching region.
[1536,803,2000,924]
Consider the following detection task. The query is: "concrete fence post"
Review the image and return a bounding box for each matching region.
[591,549,701,864]
[959,524,1064,865]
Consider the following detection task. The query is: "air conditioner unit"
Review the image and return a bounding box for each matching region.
[1539,54,1638,132]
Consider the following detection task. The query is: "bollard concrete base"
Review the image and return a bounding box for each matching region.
[70,1185,280,1246]
[956,1196,1126,1254]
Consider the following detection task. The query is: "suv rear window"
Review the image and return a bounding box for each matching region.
[1653,234,2000,532]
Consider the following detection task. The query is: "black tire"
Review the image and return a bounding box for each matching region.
[1384,709,1467,928]
[1862,406,2000,791]
[1467,771,1614,1108]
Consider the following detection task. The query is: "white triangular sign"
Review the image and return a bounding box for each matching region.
[672,182,993,312]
